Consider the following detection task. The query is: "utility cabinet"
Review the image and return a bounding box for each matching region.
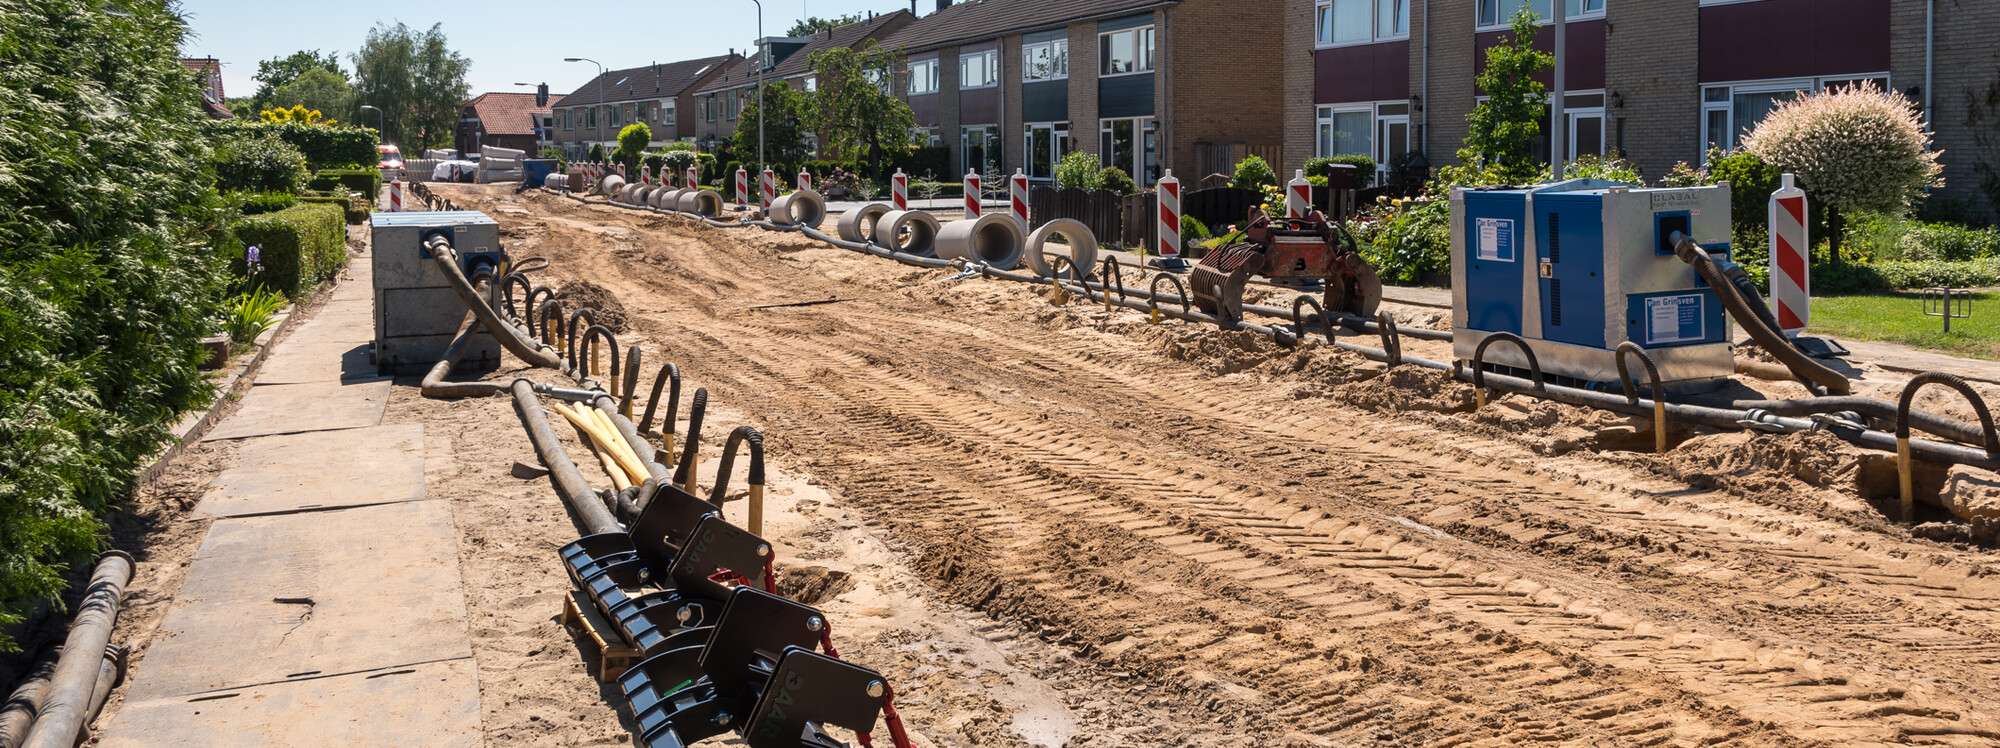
[1450,180,1734,388]
[371,211,502,376]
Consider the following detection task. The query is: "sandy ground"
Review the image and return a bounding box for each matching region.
[67,181,2000,747]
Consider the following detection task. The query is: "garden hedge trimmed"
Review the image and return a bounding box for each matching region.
[235,202,347,296]
[201,120,379,168]
[308,167,382,201]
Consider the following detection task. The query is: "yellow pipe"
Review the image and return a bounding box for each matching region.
[747,483,764,535]
[1476,388,1488,410]
[1149,308,1161,325]
[586,406,649,485]
[591,437,631,491]
[1899,436,1914,522]
[551,402,649,485]
[1654,400,1667,454]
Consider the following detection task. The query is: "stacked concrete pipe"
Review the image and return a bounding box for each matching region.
[652,188,684,209]
[1023,218,1098,278]
[596,174,625,198]
[837,202,893,244]
[678,189,724,217]
[768,188,826,228]
[872,210,942,257]
[937,212,1027,269]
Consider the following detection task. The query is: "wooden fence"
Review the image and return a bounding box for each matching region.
[1029,182,1364,251]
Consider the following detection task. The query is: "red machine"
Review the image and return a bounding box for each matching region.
[1190,208,1382,324]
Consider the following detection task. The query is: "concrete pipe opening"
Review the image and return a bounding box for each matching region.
[837,202,893,244]
[597,174,625,197]
[653,188,683,209]
[619,183,641,204]
[771,189,827,228]
[633,185,657,205]
[1024,218,1098,278]
[873,209,942,257]
[680,189,723,217]
[938,213,1027,269]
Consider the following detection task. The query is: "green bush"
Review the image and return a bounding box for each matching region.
[1,0,233,651]
[235,203,347,296]
[697,152,719,184]
[213,134,309,194]
[1054,152,1100,190]
[1362,197,1451,285]
[238,190,299,215]
[1810,258,2000,294]
[222,286,287,344]
[1181,214,1212,241]
[298,194,370,225]
[1905,222,2000,262]
[1097,166,1137,195]
[200,120,378,168]
[1231,155,1279,191]
[1305,154,1375,187]
[307,167,382,200]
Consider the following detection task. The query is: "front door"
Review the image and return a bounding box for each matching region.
[1376,115,1409,185]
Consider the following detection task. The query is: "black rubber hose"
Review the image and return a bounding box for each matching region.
[1672,233,1849,394]
[510,379,621,535]
[620,345,642,416]
[708,426,765,508]
[525,286,558,339]
[640,362,682,437]
[1897,372,2000,458]
[20,552,132,748]
[565,308,598,369]
[425,237,562,369]
[580,325,620,388]
[672,388,709,489]
[419,310,507,397]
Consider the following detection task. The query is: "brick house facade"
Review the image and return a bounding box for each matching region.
[552,54,739,160]
[1289,0,2000,213]
[455,92,563,156]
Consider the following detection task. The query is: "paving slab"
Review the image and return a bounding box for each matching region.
[194,424,425,518]
[289,311,376,346]
[252,340,376,385]
[202,379,391,441]
[123,500,471,702]
[100,658,480,748]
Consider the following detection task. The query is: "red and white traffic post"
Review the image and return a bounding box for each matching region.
[797,169,812,193]
[1157,169,1181,258]
[1286,169,1310,220]
[388,179,403,212]
[735,167,750,207]
[641,166,652,186]
[1009,169,1029,226]
[760,168,776,211]
[891,169,909,211]
[963,170,981,218]
[686,165,700,191]
[617,164,626,180]
[1769,173,1810,334]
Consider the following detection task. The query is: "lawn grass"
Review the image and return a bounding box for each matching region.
[1808,291,2000,360]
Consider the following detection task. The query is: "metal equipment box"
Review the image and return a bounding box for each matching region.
[371,211,502,376]
[1450,180,1734,387]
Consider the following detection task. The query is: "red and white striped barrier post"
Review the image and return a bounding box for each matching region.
[963,170,981,218]
[1770,173,1810,335]
[388,180,403,212]
[1286,169,1310,220]
[616,164,626,180]
[642,166,653,186]
[686,165,700,191]
[736,167,750,207]
[892,169,909,211]
[797,169,812,192]
[1009,169,1029,227]
[760,168,776,211]
[1157,169,1181,258]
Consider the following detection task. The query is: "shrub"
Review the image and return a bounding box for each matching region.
[1743,81,1943,217]
[886,145,949,181]
[298,193,370,225]
[1905,222,2000,262]
[1544,152,1641,184]
[1305,154,1375,187]
[1231,155,1279,191]
[697,152,719,183]
[222,286,288,345]
[1097,166,1137,195]
[238,190,299,215]
[308,167,382,200]
[615,123,651,170]
[1054,152,1101,190]
[234,203,347,296]
[214,134,309,193]
[1812,259,2000,294]
[587,143,606,163]
[1361,196,1451,285]
[660,149,698,181]
[1181,214,1212,241]
[538,146,563,159]
[200,120,378,168]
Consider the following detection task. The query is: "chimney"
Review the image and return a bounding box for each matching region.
[936,0,949,12]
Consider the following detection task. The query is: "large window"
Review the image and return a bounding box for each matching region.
[1099,27,1155,77]
[662,101,676,126]
[962,125,999,175]
[586,106,596,128]
[907,59,939,94]
[1477,0,1603,29]
[724,90,737,121]
[960,50,998,89]
[1022,39,1068,82]
[1318,103,1414,184]
[1099,117,1158,183]
[1317,0,1410,46]
[1023,122,1071,180]
[608,105,621,127]
[1700,76,1887,158]
[564,109,574,130]
[1317,106,1372,159]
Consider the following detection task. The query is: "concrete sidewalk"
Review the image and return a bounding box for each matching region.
[100,252,482,746]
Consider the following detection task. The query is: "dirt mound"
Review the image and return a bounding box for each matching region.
[1661,430,1862,490]
[1249,343,1371,397]
[559,279,629,332]
[1471,397,1659,455]
[1148,328,1286,375]
[1336,366,1474,413]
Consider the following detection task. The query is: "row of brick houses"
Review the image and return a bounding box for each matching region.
[539,0,1995,209]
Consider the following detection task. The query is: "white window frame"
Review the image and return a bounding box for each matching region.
[1315,104,1374,160]
[1022,39,1069,82]
[960,50,999,90]
[663,101,676,126]
[1022,121,1071,181]
[1097,26,1155,78]
[804,76,817,92]
[1698,75,1887,161]
[1316,0,1410,48]
[907,58,939,95]
[1476,0,1605,31]
[1097,116,1158,183]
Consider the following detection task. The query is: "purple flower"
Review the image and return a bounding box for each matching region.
[246,244,261,265]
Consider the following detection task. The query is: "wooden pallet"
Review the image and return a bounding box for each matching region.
[562,588,643,682]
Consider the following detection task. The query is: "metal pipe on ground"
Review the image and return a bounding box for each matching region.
[0,650,58,748]
[21,551,133,748]
[511,379,622,535]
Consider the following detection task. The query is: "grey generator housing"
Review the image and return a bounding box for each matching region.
[371,211,502,376]
[1450,180,1735,387]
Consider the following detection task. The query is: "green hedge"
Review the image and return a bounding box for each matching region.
[1813,259,2000,295]
[308,167,382,201]
[201,120,379,168]
[235,203,347,295]
[298,194,370,225]
[1306,154,1376,188]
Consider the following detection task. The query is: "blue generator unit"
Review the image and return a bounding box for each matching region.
[1450,180,1735,388]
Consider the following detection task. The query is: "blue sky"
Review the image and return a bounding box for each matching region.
[177,0,912,101]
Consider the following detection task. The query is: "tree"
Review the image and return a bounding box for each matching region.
[786,13,863,37]
[615,122,651,172]
[732,82,813,171]
[350,22,469,150]
[253,49,343,111]
[1460,8,1551,183]
[1745,81,1942,251]
[270,67,355,124]
[809,41,916,178]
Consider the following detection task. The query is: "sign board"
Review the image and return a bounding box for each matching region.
[1643,292,1705,345]
[1476,217,1515,262]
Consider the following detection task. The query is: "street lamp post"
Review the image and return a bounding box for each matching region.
[358,104,383,136]
[564,57,607,156]
[747,0,766,174]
